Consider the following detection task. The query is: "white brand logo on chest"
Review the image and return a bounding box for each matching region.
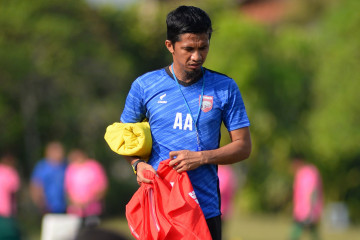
[158,93,167,103]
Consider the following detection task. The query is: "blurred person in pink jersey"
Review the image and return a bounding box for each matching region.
[0,153,20,217]
[290,157,323,240]
[0,152,22,240]
[65,149,108,219]
[218,165,238,220]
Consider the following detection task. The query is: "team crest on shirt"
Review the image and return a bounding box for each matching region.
[200,95,213,112]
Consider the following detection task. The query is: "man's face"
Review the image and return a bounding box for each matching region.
[46,143,64,164]
[165,33,210,80]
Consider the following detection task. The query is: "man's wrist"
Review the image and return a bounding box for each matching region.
[200,150,211,165]
[130,158,141,165]
[131,159,146,175]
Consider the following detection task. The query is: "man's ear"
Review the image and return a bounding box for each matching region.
[165,40,174,54]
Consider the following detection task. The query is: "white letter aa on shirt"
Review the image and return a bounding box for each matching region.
[173,113,193,131]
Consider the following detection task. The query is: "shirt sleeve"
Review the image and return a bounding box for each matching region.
[31,162,44,186]
[120,79,147,123]
[222,80,250,131]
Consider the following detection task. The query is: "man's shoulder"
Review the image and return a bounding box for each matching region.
[205,68,230,78]
[85,159,103,169]
[205,68,234,82]
[0,164,18,177]
[205,68,237,88]
[137,67,167,82]
[131,67,172,92]
[31,159,48,179]
[34,159,48,168]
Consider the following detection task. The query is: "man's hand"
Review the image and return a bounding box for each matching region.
[136,161,157,185]
[169,150,204,173]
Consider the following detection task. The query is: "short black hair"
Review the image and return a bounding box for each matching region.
[166,5,213,43]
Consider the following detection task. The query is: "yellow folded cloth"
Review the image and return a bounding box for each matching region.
[104,122,152,160]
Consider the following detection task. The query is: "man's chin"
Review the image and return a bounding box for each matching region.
[184,68,202,80]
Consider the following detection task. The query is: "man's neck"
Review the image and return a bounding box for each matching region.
[169,65,202,85]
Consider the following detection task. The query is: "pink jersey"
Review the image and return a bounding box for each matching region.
[65,159,107,217]
[293,164,323,222]
[0,164,20,217]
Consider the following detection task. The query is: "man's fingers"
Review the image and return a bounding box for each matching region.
[169,151,182,167]
[169,159,180,167]
[174,165,186,173]
[137,173,152,183]
[136,162,157,184]
[169,151,179,159]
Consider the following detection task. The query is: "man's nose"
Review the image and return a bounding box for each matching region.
[191,51,202,62]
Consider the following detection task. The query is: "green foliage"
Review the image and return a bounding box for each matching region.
[308,0,360,164]
[306,0,360,221]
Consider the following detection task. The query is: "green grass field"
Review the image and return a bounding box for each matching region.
[99,213,360,240]
[27,212,359,240]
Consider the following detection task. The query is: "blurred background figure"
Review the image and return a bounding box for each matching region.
[0,153,21,240]
[65,149,108,220]
[218,165,238,220]
[290,157,323,240]
[30,141,67,214]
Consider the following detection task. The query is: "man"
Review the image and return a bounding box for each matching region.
[65,149,108,218]
[0,153,21,240]
[120,6,251,239]
[290,158,323,240]
[30,141,67,214]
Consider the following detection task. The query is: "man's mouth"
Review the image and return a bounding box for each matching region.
[188,63,202,69]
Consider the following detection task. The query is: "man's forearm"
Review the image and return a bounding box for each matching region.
[30,183,47,211]
[201,127,251,165]
[201,138,251,165]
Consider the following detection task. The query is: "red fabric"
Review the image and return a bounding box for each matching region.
[126,159,212,240]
